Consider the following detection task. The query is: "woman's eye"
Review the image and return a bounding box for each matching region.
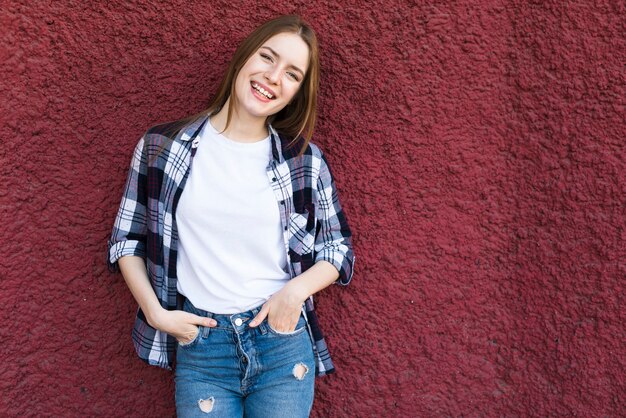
[287,72,299,81]
[260,53,272,61]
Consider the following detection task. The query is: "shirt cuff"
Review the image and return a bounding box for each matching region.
[315,248,354,286]
[108,240,146,272]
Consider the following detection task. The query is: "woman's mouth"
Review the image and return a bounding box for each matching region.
[251,82,276,100]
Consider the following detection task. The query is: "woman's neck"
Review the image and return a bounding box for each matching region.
[210,100,269,143]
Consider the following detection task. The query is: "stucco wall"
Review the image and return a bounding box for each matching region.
[1,0,623,416]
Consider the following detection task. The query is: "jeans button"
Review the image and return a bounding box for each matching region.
[234,318,243,326]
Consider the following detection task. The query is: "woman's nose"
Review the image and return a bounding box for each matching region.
[264,66,281,84]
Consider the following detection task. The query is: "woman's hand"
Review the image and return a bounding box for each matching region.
[150,308,217,344]
[249,282,308,332]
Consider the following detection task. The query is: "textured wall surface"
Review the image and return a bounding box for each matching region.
[1,0,624,416]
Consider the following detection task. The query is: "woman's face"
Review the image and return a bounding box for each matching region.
[233,32,310,121]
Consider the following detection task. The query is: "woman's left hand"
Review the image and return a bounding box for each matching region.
[249,282,308,332]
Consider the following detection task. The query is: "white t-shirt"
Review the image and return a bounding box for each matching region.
[175,120,290,313]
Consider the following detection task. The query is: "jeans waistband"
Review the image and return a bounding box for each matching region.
[182,297,267,328]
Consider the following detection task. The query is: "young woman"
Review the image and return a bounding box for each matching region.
[107,15,354,417]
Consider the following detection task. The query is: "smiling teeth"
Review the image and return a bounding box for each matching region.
[253,83,273,99]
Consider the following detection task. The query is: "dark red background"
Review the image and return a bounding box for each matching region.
[2,1,624,416]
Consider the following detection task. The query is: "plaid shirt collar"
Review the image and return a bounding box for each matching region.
[177,113,286,164]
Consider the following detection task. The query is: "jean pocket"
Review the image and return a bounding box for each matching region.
[266,315,307,337]
[178,326,202,348]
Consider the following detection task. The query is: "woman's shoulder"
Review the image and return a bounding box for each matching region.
[142,112,206,145]
[143,120,185,143]
[131,115,205,166]
[278,133,325,161]
[145,120,178,137]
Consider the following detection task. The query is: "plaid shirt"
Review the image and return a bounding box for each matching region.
[107,113,355,377]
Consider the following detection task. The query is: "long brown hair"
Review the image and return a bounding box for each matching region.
[164,15,319,155]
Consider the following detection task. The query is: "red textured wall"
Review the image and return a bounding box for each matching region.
[2,1,624,416]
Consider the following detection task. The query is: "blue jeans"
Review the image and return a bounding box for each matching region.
[175,297,315,417]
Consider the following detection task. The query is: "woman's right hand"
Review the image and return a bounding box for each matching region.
[149,308,217,344]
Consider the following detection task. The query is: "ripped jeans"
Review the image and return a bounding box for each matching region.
[175,297,315,417]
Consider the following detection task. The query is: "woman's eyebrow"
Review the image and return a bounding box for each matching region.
[260,46,305,75]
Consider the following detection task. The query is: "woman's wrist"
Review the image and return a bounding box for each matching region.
[146,305,167,330]
[284,280,311,304]
[285,260,340,302]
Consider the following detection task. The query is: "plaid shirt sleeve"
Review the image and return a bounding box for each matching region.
[107,136,149,272]
[314,152,355,285]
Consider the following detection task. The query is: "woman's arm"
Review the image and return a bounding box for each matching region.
[250,150,355,332]
[109,137,215,343]
[108,137,149,272]
[117,256,165,327]
[284,260,340,299]
[118,255,216,342]
[248,260,338,332]
[312,152,355,286]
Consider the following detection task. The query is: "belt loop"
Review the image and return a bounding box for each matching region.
[202,312,214,338]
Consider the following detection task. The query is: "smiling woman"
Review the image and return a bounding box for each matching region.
[107,14,355,418]
[227,32,310,137]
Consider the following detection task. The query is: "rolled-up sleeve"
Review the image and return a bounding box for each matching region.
[107,136,149,272]
[314,152,355,286]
